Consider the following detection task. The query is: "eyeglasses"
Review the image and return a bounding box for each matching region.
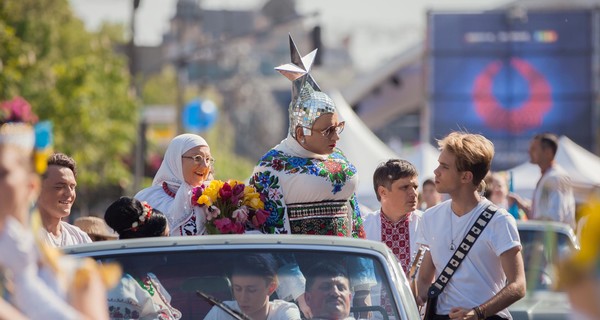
[182,155,215,166]
[303,121,345,137]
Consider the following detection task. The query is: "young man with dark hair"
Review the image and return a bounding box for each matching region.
[509,133,575,229]
[38,153,91,247]
[416,132,525,320]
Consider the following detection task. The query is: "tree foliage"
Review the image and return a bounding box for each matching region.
[0,0,138,196]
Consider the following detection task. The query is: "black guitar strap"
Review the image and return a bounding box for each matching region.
[427,204,498,299]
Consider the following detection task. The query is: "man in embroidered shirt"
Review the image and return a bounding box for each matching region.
[363,159,422,273]
[38,153,91,247]
[416,132,525,320]
[363,159,423,313]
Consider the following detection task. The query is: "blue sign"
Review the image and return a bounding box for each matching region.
[428,10,594,170]
[34,120,53,149]
[182,98,218,133]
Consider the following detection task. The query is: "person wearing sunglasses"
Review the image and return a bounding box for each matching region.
[135,133,214,236]
[250,36,373,317]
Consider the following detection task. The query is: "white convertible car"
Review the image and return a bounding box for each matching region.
[65,235,422,320]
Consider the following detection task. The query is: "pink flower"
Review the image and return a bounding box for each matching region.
[232,222,245,234]
[191,185,205,206]
[0,97,38,124]
[214,218,233,233]
[232,183,245,197]
[232,206,249,223]
[230,183,246,204]
[204,206,220,221]
[252,209,269,228]
[219,182,233,201]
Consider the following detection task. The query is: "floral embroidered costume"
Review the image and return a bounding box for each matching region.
[249,36,373,303]
[250,35,366,239]
[108,273,181,320]
[251,138,364,237]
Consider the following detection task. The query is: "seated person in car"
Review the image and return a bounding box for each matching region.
[204,254,301,320]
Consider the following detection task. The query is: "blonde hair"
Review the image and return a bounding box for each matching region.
[438,132,494,187]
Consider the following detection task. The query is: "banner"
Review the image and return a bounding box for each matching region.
[428,10,595,169]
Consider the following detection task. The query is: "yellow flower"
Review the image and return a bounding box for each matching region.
[197,195,212,206]
[203,180,223,203]
[228,179,243,187]
[247,197,264,210]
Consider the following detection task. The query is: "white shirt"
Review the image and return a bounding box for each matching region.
[0,216,83,319]
[203,299,301,320]
[42,221,92,247]
[416,199,520,318]
[532,164,576,230]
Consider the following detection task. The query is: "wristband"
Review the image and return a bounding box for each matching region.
[473,305,485,320]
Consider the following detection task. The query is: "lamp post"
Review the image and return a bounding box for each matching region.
[132,0,144,193]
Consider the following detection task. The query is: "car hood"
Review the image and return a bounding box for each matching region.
[509,290,571,320]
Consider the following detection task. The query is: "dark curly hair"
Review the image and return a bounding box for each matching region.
[104,197,168,239]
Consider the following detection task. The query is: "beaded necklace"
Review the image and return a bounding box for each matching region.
[162,182,176,198]
[136,276,155,296]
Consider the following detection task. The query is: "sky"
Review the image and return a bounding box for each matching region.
[69,0,511,71]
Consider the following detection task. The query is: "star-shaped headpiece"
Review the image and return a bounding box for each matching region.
[275,34,335,138]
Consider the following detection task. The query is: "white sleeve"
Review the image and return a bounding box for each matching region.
[489,212,521,256]
[272,300,302,320]
[203,306,225,320]
[0,218,82,319]
[415,213,430,247]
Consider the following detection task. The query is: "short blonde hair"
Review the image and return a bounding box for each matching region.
[438,132,494,187]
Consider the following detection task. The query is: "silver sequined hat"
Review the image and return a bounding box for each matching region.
[275,34,336,138]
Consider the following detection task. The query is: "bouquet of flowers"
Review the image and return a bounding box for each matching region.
[192,180,270,234]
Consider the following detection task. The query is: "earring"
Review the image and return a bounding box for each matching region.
[301,138,306,144]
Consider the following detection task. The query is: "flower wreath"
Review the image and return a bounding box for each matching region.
[127,201,153,231]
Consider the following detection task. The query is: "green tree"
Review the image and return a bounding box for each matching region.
[141,67,256,184]
[0,0,138,211]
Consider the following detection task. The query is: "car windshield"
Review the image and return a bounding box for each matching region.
[518,228,576,291]
[93,247,402,320]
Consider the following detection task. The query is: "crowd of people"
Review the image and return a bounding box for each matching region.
[1,35,596,320]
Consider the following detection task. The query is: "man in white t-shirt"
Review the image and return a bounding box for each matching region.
[416,132,526,320]
[509,133,576,230]
[38,153,91,247]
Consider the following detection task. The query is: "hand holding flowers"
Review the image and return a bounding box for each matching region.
[192,180,269,234]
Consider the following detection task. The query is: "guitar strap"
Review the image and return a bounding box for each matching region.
[423,204,498,319]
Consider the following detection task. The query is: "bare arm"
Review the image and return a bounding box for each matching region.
[415,250,435,307]
[0,299,27,320]
[507,193,531,218]
[480,246,526,316]
[449,246,526,319]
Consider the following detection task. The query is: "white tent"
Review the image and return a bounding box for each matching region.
[507,136,600,202]
[400,143,440,187]
[329,91,400,209]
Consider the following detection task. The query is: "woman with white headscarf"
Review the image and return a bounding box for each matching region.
[135,133,213,236]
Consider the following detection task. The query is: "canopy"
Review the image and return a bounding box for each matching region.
[507,136,600,202]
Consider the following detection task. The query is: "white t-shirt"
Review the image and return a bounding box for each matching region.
[532,165,576,230]
[416,199,520,319]
[42,221,92,247]
[203,299,301,320]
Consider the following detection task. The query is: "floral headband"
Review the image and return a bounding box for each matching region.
[126,201,153,232]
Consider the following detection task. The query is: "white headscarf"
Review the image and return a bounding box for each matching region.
[135,134,209,233]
